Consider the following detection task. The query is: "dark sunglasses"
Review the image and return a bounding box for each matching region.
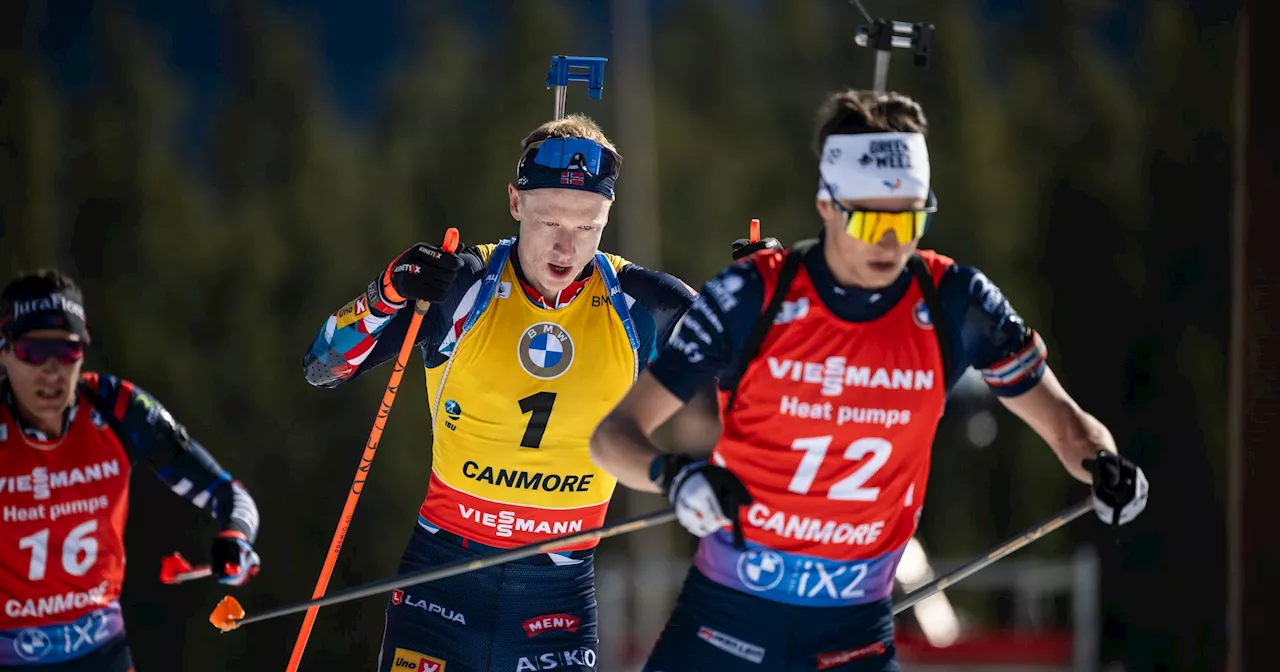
[10,339,86,366]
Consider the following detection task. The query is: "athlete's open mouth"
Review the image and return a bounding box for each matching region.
[548,263,572,278]
[35,388,62,400]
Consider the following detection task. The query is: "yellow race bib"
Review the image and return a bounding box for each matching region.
[418,239,638,549]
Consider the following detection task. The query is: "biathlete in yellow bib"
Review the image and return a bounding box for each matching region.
[302,113,779,672]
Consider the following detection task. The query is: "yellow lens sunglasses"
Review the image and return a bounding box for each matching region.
[821,179,938,244]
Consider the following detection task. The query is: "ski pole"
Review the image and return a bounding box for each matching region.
[891,498,1093,615]
[209,508,676,633]
[273,227,460,672]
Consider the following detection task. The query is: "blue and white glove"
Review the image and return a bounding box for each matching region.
[1084,450,1149,526]
[651,454,754,550]
[210,531,261,587]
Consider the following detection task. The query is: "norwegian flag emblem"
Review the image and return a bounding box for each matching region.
[560,170,585,186]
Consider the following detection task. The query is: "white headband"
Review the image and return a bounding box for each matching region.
[816,132,930,202]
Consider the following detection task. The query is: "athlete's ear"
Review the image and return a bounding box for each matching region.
[508,184,521,221]
[815,199,835,221]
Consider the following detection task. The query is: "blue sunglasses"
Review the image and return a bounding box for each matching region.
[523,137,618,177]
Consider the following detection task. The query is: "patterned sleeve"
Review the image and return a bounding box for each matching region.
[616,264,699,366]
[302,248,486,388]
[645,262,768,402]
[936,265,1049,397]
[86,374,260,542]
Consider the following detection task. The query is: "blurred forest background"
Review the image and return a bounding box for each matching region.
[0,0,1238,669]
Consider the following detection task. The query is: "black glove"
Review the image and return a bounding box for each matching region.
[731,237,782,261]
[379,241,465,305]
[652,453,754,551]
[1083,450,1149,527]
[210,531,261,587]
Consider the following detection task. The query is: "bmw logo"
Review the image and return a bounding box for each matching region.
[14,629,52,662]
[912,298,933,330]
[517,323,575,380]
[444,400,462,421]
[736,549,786,592]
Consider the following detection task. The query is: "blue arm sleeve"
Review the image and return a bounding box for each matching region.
[302,248,486,387]
[91,374,260,542]
[936,265,1049,397]
[646,262,767,402]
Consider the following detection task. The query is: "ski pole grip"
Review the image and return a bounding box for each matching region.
[414,228,460,313]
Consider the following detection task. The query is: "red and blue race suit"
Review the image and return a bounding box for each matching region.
[642,238,1048,671]
[0,374,258,670]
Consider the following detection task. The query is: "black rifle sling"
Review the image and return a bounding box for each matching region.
[722,238,818,414]
[905,252,955,392]
[724,246,954,414]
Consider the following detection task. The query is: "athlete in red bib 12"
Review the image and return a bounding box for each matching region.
[590,89,1149,672]
[0,270,262,672]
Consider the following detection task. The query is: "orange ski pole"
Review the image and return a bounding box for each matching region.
[278,228,459,672]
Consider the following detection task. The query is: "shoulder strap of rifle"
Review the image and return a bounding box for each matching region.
[906,252,955,392]
[77,379,137,461]
[723,238,818,414]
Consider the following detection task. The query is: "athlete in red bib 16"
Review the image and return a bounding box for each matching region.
[0,270,262,672]
[590,89,1149,672]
